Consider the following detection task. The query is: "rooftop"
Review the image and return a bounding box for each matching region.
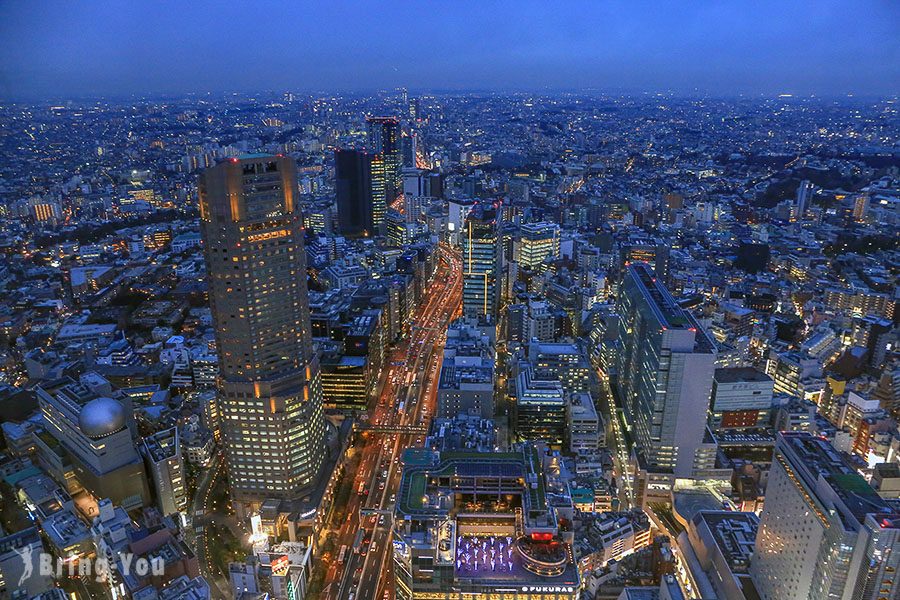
[714,367,772,383]
[779,432,888,524]
[691,510,758,572]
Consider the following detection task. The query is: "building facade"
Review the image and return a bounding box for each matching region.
[615,264,717,483]
[334,148,374,236]
[199,154,326,508]
[462,202,502,321]
[751,432,900,600]
[367,116,401,231]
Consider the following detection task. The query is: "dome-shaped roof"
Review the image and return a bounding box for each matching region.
[78,397,126,439]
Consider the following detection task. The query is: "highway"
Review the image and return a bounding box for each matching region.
[319,243,462,600]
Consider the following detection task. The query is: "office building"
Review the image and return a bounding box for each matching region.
[462,202,502,321]
[402,167,442,199]
[567,393,602,455]
[320,352,368,412]
[708,368,774,431]
[615,264,717,489]
[516,222,560,271]
[765,350,821,397]
[437,319,495,419]
[528,342,591,395]
[367,116,401,230]
[751,432,900,600]
[199,154,326,508]
[515,362,566,446]
[334,149,374,236]
[850,315,893,369]
[141,428,188,517]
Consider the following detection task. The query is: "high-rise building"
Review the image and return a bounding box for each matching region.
[366,116,401,231]
[615,264,717,485]
[334,149,374,236]
[141,427,188,517]
[516,221,560,271]
[462,202,502,320]
[199,154,326,508]
[751,432,900,600]
[853,193,870,222]
[795,179,814,219]
[401,130,419,167]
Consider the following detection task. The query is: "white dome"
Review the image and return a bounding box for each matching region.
[78,397,126,439]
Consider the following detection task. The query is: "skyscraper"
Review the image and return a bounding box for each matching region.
[795,179,814,219]
[751,432,900,600]
[615,263,717,499]
[334,149,374,236]
[462,202,501,321]
[366,116,401,231]
[199,154,326,508]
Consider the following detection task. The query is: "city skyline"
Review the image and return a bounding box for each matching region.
[0,8,897,597]
[1,1,899,99]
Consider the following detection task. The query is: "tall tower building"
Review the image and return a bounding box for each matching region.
[795,179,814,220]
[141,427,188,517]
[462,202,502,321]
[366,116,401,231]
[751,432,900,600]
[334,149,374,236]
[199,154,326,508]
[615,264,717,494]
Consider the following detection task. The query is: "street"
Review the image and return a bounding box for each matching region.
[319,243,462,600]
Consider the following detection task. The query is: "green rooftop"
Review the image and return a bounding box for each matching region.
[408,474,427,510]
[833,473,878,495]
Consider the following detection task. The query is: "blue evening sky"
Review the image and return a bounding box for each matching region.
[0,0,897,98]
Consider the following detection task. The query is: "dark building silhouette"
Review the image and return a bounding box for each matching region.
[335,149,374,236]
[735,241,770,274]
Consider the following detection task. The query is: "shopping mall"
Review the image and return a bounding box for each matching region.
[392,445,580,599]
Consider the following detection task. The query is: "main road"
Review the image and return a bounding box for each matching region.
[319,243,462,600]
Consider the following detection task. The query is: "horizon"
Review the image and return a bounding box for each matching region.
[3,88,897,104]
